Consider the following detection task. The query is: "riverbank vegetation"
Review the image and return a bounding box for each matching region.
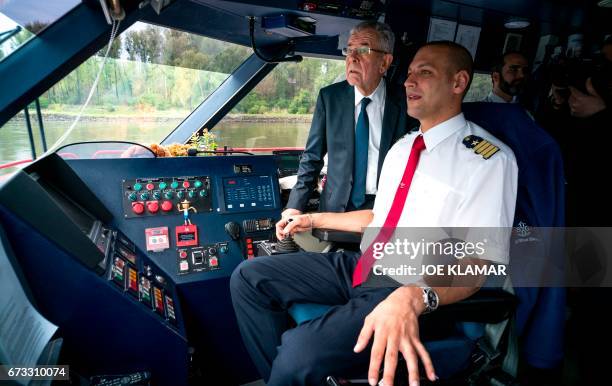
[35,23,345,119]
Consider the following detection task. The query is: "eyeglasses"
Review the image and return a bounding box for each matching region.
[342,46,388,56]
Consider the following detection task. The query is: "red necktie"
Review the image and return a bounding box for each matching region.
[352,135,426,287]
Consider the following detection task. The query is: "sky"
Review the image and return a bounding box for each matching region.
[0,0,80,32]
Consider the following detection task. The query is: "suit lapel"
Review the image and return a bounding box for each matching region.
[378,82,400,180]
[341,82,356,179]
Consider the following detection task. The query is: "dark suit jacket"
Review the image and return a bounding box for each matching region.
[287,79,412,212]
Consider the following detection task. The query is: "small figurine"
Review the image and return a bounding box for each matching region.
[177,199,197,225]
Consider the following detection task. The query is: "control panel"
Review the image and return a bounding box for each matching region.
[244,235,271,259]
[107,229,179,327]
[242,218,274,233]
[122,176,212,218]
[176,243,229,274]
[67,156,283,281]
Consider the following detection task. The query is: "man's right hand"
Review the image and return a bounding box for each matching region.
[275,214,311,240]
[276,209,372,239]
[276,209,304,239]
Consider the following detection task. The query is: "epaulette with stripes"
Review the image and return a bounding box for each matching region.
[462,135,500,160]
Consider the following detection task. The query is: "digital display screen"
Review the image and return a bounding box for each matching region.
[223,175,275,211]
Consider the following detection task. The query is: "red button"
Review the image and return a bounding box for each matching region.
[146,183,154,190]
[210,257,218,266]
[161,200,173,212]
[147,201,159,213]
[179,251,187,259]
[247,247,253,254]
[132,202,145,215]
[246,238,252,243]
[182,181,190,188]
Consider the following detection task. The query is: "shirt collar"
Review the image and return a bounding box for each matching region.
[354,78,385,107]
[419,113,466,151]
[487,91,518,104]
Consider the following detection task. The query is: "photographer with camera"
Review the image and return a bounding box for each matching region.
[536,41,611,192]
[564,37,612,386]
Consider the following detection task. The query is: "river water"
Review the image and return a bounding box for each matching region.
[0,118,311,173]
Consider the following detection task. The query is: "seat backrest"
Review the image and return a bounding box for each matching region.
[463,102,565,228]
[463,102,566,369]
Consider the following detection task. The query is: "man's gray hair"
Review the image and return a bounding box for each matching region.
[349,21,395,54]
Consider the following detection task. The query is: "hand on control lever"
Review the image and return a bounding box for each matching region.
[273,219,299,253]
[275,214,313,241]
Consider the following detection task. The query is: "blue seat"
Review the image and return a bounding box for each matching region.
[464,102,566,370]
[289,303,334,325]
[289,102,566,380]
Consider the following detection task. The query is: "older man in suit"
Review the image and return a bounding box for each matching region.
[282,21,411,218]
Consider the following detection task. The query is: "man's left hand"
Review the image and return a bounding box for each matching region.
[354,286,437,386]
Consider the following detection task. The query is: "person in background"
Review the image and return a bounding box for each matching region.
[483,51,529,104]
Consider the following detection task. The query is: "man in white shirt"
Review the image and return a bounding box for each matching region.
[231,41,518,386]
[483,52,529,104]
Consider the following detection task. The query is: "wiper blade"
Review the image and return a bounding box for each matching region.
[0,26,22,45]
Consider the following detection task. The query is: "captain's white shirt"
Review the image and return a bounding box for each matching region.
[354,78,386,195]
[368,113,518,264]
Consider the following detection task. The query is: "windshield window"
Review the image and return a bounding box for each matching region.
[0,22,251,175]
[0,0,81,61]
[214,57,345,152]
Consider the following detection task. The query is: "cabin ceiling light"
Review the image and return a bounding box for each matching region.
[504,17,530,29]
[597,0,612,7]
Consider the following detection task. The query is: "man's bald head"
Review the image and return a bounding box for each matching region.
[405,41,474,130]
[418,41,474,95]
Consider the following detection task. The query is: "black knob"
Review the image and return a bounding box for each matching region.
[224,222,240,241]
[276,237,299,253]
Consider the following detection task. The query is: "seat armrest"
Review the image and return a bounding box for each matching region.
[429,289,516,324]
[312,228,362,244]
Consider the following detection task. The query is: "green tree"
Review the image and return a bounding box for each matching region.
[125,26,162,63]
[288,89,313,114]
[209,46,251,73]
[97,37,122,58]
[162,29,194,66]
